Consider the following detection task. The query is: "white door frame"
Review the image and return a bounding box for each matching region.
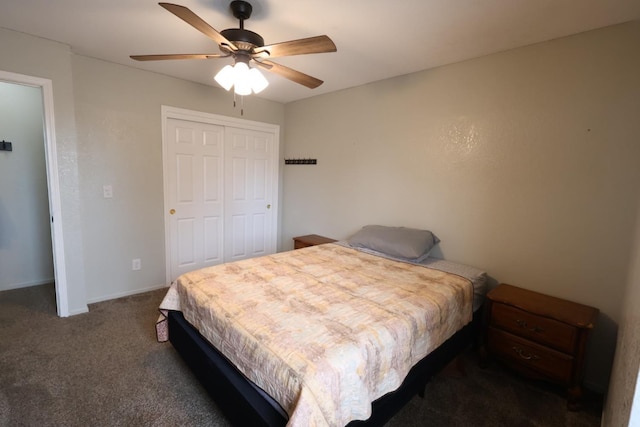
[161,105,280,284]
[0,70,70,317]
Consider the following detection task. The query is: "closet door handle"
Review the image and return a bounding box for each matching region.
[169,209,176,215]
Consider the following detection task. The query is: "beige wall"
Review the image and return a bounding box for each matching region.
[0,28,88,314]
[71,56,285,302]
[603,206,640,426]
[283,21,640,391]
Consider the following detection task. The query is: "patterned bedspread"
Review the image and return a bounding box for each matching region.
[173,243,473,426]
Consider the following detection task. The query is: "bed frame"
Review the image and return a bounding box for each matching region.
[168,308,482,427]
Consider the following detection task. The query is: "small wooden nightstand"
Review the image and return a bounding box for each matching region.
[484,284,598,410]
[292,234,337,249]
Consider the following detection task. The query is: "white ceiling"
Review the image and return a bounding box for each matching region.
[1,0,639,104]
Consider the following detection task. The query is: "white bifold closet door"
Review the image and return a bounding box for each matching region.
[165,117,277,282]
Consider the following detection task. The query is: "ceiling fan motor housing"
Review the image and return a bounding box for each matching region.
[222,1,264,50]
[221,28,264,50]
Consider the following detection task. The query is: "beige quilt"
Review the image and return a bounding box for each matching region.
[176,243,473,427]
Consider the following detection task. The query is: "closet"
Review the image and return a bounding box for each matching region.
[163,107,279,282]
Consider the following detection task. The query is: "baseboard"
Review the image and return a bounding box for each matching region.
[68,305,89,316]
[86,283,169,305]
[0,278,55,292]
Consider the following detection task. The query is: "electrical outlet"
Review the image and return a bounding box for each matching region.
[103,185,113,198]
[132,258,141,271]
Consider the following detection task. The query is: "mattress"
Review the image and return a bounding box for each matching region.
[159,243,481,426]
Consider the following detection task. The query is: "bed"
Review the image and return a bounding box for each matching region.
[157,226,487,427]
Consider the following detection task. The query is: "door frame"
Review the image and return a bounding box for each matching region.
[0,70,70,317]
[161,105,280,284]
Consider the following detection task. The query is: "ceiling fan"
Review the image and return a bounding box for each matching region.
[130,1,337,92]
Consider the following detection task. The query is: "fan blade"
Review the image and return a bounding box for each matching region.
[255,60,323,89]
[253,35,336,59]
[159,3,237,51]
[130,53,225,61]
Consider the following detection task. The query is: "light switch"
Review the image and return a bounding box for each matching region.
[103,185,113,198]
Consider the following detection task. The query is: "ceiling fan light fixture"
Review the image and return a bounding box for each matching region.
[214,60,269,95]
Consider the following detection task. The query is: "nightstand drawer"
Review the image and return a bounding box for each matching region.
[487,327,573,384]
[491,303,577,354]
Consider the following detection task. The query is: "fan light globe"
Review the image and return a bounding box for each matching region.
[232,62,251,95]
[214,65,235,91]
[249,68,269,94]
[214,61,269,95]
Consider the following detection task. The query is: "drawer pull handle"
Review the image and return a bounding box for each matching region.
[512,346,540,360]
[515,319,544,333]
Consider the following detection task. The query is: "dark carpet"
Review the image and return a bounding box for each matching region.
[0,284,602,426]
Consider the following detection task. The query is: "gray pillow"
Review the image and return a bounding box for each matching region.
[347,225,440,261]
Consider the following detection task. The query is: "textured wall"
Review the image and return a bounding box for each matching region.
[71,55,285,303]
[0,82,53,290]
[602,208,640,427]
[283,22,640,391]
[0,28,87,315]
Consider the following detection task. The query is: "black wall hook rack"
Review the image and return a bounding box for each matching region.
[284,158,317,165]
[0,140,12,152]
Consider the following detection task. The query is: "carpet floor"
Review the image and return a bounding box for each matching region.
[0,284,602,426]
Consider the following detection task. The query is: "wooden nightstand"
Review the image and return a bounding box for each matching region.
[484,284,598,410]
[292,234,337,249]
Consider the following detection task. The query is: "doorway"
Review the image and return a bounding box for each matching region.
[0,70,69,317]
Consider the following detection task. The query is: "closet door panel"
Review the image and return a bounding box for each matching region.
[224,127,275,262]
[166,118,224,281]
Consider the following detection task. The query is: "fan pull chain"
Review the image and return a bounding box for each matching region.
[231,92,244,116]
